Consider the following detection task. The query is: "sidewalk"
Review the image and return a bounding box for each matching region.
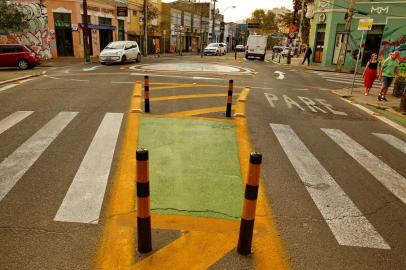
[332,86,406,127]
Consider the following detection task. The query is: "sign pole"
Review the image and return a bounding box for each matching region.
[351,30,364,95]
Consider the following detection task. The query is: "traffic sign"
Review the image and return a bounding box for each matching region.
[117,6,128,17]
[247,23,260,29]
[358,18,373,30]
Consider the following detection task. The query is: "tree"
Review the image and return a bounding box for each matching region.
[293,0,313,44]
[147,2,160,34]
[278,11,294,32]
[249,9,278,32]
[0,0,26,35]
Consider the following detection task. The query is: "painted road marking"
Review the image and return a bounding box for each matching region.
[0,112,78,202]
[274,71,285,80]
[54,113,123,224]
[264,93,347,115]
[373,133,406,154]
[0,84,18,92]
[18,78,35,83]
[150,93,229,101]
[83,65,103,71]
[164,106,225,117]
[70,79,89,82]
[131,72,228,81]
[323,128,406,205]
[0,111,33,135]
[271,124,390,249]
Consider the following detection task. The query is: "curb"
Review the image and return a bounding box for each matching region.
[332,91,406,135]
[0,74,40,86]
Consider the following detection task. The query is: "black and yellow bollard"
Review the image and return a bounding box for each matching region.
[144,75,150,113]
[226,80,234,117]
[237,152,262,255]
[136,148,152,253]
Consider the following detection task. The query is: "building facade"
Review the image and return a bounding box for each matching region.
[126,0,162,55]
[307,0,406,70]
[161,1,210,53]
[1,0,129,59]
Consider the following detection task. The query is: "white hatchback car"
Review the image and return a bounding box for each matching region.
[204,43,226,56]
[100,41,141,64]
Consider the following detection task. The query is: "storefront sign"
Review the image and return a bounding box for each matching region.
[358,18,373,31]
[117,6,128,17]
[371,6,389,14]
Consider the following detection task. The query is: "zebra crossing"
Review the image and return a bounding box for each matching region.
[0,111,124,225]
[270,123,406,250]
[310,70,381,89]
[1,110,405,251]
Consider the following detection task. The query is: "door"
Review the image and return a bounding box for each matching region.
[362,25,384,65]
[124,42,135,60]
[314,31,325,63]
[99,17,113,51]
[54,13,74,56]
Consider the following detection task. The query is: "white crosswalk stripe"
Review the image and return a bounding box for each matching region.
[0,112,78,202]
[311,71,380,88]
[322,128,406,205]
[373,133,406,154]
[270,123,390,249]
[0,111,33,135]
[54,113,123,224]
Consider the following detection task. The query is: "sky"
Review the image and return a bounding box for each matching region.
[162,0,293,22]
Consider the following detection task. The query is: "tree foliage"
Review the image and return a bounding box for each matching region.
[147,2,160,34]
[0,0,26,35]
[249,9,278,32]
[293,0,313,44]
[277,11,294,29]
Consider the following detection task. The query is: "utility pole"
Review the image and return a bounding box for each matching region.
[336,0,356,71]
[211,0,216,42]
[143,0,148,56]
[297,0,305,44]
[199,1,204,58]
[83,0,90,62]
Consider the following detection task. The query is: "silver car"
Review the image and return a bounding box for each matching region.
[100,41,141,64]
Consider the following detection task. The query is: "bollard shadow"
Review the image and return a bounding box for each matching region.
[208,249,254,270]
[134,228,182,259]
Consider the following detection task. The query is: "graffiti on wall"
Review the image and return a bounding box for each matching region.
[0,1,51,59]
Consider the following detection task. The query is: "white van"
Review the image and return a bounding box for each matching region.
[245,35,268,61]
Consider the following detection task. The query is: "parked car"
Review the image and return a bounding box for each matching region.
[245,35,268,61]
[281,46,296,57]
[0,44,40,70]
[99,41,141,64]
[204,43,226,56]
[235,44,245,52]
[272,46,283,53]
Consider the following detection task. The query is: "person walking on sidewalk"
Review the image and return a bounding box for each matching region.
[378,51,400,101]
[302,45,312,65]
[362,53,378,96]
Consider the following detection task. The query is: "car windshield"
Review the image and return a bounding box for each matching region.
[207,43,218,47]
[105,42,125,49]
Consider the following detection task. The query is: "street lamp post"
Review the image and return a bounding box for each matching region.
[82,0,91,63]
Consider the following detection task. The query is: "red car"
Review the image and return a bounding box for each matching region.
[0,44,40,70]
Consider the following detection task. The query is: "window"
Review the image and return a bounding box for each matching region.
[0,45,23,53]
[81,15,91,24]
[99,17,112,26]
[184,12,191,27]
[171,9,181,25]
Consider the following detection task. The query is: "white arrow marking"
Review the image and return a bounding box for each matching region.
[83,65,103,71]
[274,71,285,80]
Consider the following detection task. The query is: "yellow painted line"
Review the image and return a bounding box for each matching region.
[234,88,290,270]
[150,93,229,101]
[140,113,233,124]
[130,82,143,113]
[133,231,236,269]
[94,85,139,269]
[238,87,250,102]
[151,84,202,90]
[164,106,225,117]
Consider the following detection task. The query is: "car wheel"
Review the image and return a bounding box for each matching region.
[121,55,127,64]
[17,59,29,70]
[100,62,106,65]
[136,53,141,63]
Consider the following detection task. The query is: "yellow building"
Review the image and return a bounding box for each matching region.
[127,0,162,54]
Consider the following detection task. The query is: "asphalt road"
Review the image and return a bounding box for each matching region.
[0,53,405,269]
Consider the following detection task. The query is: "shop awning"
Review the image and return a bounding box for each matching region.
[79,23,116,30]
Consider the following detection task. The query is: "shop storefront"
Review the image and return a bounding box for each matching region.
[308,0,406,71]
